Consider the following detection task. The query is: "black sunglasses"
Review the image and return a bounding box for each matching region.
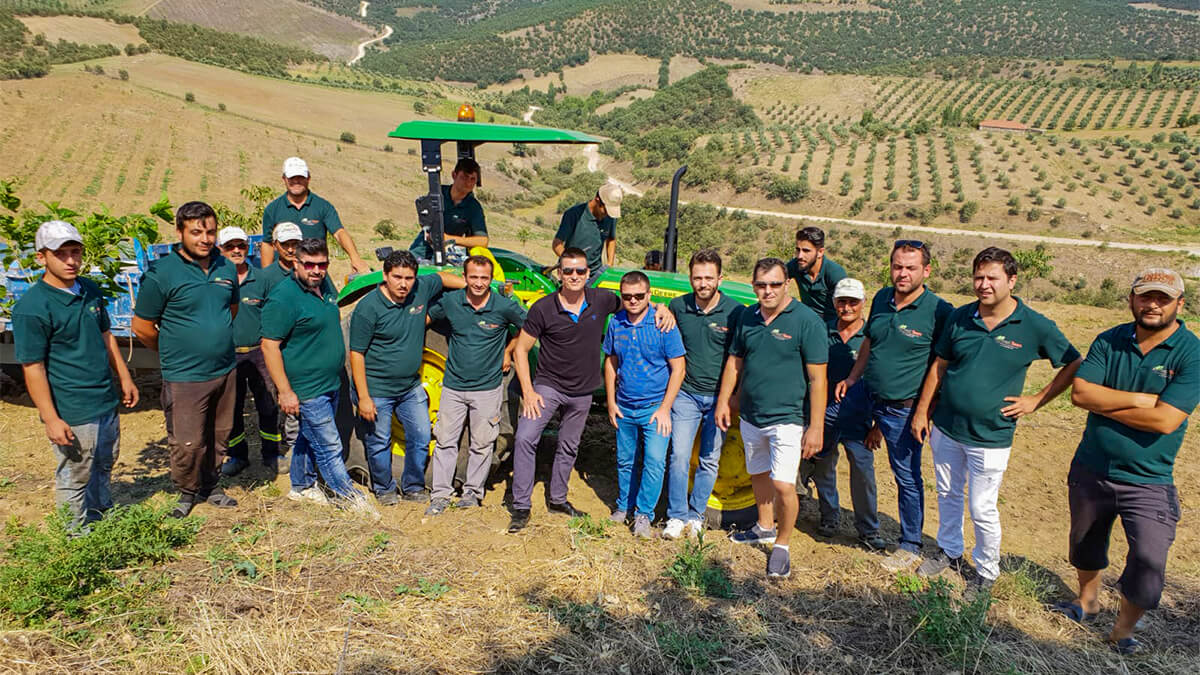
[893,239,926,250]
[561,267,589,277]
[753,281,786,290]
[620,292,647,301]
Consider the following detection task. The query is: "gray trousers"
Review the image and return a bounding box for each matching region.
[511,384,592,511]
[52,410,120,528]
[431,384,503,501]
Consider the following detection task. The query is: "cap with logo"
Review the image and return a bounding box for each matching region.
[832,277,866,301]
[271,222,303,243]
[217,226,249,247]
[35,220,83,252]
[1131,268,1184,299]
[282,157,310,178]
[598,183,623,219]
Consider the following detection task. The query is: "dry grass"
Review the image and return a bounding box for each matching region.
[16,16,145,47]
[487,54,663,96]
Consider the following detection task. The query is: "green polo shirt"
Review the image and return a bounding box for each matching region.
[669,292,744,396]
[555,202,615,276]
[231,264,270,348]
[134,246,237,383]
[863,286,953,402]
[787,256,847,322]
[428,289,526,391]
[260,273,344,401]
[410,185,487,260]
[12,278,119,426]
[932,300,1080,448]
[348,275,444,398]
[729,298,828,427]
[1073,321,1200,484]
[827,318,866,388]
[262,191,343,242]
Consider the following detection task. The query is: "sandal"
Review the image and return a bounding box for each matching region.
[1109,636,1145,656]
[205,492,239,508]
[1049,601,1096,624]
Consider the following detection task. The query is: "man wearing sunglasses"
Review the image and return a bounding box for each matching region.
[717,257,828,579]
[552,183,622,281]
[787,226,847,322]
[261,238,377,517]
[838,240,953,572]
[603,271,687,538]
[508,247,676,532]
[216,226,283,479]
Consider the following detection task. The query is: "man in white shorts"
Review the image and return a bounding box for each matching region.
[717,257,828,579]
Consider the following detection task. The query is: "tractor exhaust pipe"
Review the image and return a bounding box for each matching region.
[664,165,687,273]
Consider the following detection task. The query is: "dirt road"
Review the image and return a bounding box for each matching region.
[349,23,391,65]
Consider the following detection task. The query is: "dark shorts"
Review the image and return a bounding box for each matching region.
[1067,463,1181,610]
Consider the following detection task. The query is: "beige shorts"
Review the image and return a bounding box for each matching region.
[740,418,805,483]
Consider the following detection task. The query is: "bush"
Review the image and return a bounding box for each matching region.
[896,574,992,664]
[118,69,128,81]
[663,532,734,599]
[184,91,194,102]
[958,201,979,223]
[374,219,399,239]
[340,131,356,144]
[217,102,226,112]
[383,144,393,152]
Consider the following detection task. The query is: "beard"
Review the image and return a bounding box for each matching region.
[301,275,325,290]
[1134,304,1178,331]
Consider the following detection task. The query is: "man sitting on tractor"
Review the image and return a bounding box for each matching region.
[409,158,489,262]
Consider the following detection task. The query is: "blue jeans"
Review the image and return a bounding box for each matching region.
[615,404,671,519]
[290,390,356,499]
[873,400,925,553]
[667,391,724,522]
[356,385,431,496]
[52,410,120,528]
[805,424,880,536]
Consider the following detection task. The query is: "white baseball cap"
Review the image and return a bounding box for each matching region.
[35,220,83,251]
[833,277,866,301]
[282,156,309,178]
[217,226,248,247]
[272,222,303,243]
[598,183,623,219]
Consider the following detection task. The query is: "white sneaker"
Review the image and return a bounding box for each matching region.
[288,486,329,505]
[662,518,686,540]
[880,548,923,572]
[684,519,704,538]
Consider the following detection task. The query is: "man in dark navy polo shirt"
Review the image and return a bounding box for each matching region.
[409,158,489,261]
[552,184,622,281]
[1057,268,1198,654]
[133,201,240,518]
[13,221,139,529]
[260,156,370,275]
[507,248,675,533]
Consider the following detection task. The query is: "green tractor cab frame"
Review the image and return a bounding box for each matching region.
[387,120,603,267]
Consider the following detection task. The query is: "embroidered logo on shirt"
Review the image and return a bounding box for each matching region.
[477,320,502,330]
[993,335,1023,350]
[408,304,425,314]
[770,328,793,341]
[897,323,923,339]
[708,321,729,335]
[213,277,234,287]
[1151,365,1175,380]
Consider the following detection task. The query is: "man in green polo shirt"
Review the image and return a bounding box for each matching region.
[910,247,1081,593]
[716,257,827,580]
[839,240,953,572]
[409,158,489,261]
[1055,267,1198,655]
[260,156,370,275]
[133,201,240,518]
[425,255,525,515]
[215,226,283,479]
[261,237,376,517]
[552,183,622,280]
[13,221,139,529]
[786,225,847,322]
[348,250,464,505]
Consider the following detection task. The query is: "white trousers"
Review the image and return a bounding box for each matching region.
[930,425,1012,582]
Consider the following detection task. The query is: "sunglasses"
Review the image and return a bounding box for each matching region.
[561,267,589,277]
[620,292,647,301]
[300,261,329,270]
[753,281,786,290]
[893,239,926,250]
[221,242,248,251]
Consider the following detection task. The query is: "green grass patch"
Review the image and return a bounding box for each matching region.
[568,513,611,547]
[992,559,1058,606]
[394,577,450,600]
[0,501,200,632]
[651,622,722,672]
[663,531,735,599]
[896,573,993,664]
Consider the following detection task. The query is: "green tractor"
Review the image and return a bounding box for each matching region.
[336,115,758,528]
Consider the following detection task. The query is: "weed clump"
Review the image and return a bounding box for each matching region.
[0,501,201,629]
[664,532,735,599]
[896,573,993,664]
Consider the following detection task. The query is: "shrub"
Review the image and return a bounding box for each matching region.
[217,102,226,112]
[118,69,128,81]
[958,201,979,223]
[340,131,356,144]
[664,532,734,599]
[374,219,399,239]
[896,574,992,664]
[184,91,195,102]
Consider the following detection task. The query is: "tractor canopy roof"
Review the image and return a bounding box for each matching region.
[387,120,603,145]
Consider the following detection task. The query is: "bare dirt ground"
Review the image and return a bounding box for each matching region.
[1,300,1197,673]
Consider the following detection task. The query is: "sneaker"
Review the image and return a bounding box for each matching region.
[288,486,329,505]
[401,490,429,503]
[341,491,381,521]
[684,519,704,538]
[767,546,791,579]
[880,548,923,572]
[609,509,627,524]
[507,508,530,533]
[730,523,777,546]
[857,532,888,552]
[455,495,481,508]
[425,497,451,516]
[662,518,686,540]
[220,457,250,477]
[546,500,583,518]
[377,491,399,507]
[632,514,653,539]
[917,549,968,578]
[817,519,838,538]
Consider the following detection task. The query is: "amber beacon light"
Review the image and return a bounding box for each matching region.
[457,103,476,122]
